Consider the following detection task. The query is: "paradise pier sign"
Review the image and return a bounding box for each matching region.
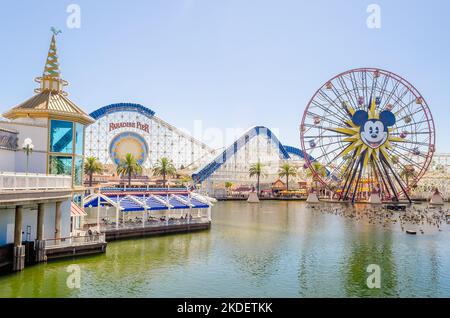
[109,121,150,133]
[85,103,214,169]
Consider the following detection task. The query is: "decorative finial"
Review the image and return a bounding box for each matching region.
[50,27,62,36]
[34,30,68,95]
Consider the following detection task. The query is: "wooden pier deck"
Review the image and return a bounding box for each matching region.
[44,234,107,261]
[45,242,107,260]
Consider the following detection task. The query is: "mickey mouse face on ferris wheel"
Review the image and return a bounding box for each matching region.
[351,110,396,149]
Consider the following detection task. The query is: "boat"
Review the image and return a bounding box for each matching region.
[406,230,417,235]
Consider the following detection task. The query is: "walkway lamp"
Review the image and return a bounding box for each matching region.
[22,138,34,174]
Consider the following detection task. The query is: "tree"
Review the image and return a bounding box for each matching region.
[116,153,142,187]
[249,161,266,193]
[278,163,297,190]
[225,181,233,195]
[152,157,177,187]
[305,161,327,192]
[400,165,415,189]
[84,157,103,187]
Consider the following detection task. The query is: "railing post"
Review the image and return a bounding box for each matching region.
[116,195,119,230]
[207,206,212,222]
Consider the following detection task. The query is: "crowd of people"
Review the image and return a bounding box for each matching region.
[308,203,449,234]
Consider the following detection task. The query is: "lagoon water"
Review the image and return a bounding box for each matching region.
[1,201,449,297]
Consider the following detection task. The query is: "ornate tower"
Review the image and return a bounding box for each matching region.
[3,31,95,187]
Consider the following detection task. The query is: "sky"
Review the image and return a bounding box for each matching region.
[0,0,449,151]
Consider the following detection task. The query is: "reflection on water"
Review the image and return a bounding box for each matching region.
[1,201,449,297]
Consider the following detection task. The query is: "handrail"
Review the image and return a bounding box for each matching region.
[102,217,210,231]
[0,171,72,191]
[100,187,189,192]
[45,233,105,248]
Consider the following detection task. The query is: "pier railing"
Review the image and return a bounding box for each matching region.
[45,233,106,249]
[0,172,72,191]
[101,217,210,231]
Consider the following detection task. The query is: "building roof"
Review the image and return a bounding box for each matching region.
[272,179,285,185]
[3,91,94,125]
[2,33,94,125]
[84,193,209,212]
[71,202,87,217]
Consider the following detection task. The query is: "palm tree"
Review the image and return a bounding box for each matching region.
[278,163,297,190]
[152,157,177,187]
[249,161,266,193]
[116,153,143,187]
[225,181,233,195]
[400,165,415,189]
[84,157,103,187]
[305,161,327,192]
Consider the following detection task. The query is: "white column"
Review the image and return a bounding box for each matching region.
[188,195,192,222]
[207,206,212,222]
[166,195,170,225]
[142,194,146,228]
[55,201,61,241]
[115,195,119,230]
[97,195,100,231]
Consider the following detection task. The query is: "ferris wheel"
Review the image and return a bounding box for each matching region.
[300,68,435,203]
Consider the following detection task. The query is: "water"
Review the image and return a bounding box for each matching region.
[1,201,449,298]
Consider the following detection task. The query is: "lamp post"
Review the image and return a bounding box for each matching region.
[22,138,34,174]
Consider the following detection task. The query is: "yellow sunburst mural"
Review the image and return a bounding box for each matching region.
[328,97,410,201]
[331,97,405,172]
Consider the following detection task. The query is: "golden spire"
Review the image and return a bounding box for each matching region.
[35,28,68,95]
[44,35,60,78]
[2,30,95,125]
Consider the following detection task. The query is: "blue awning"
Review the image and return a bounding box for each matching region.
[84,194,210,212]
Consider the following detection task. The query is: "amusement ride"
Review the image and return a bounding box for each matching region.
[300,68,435,203]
